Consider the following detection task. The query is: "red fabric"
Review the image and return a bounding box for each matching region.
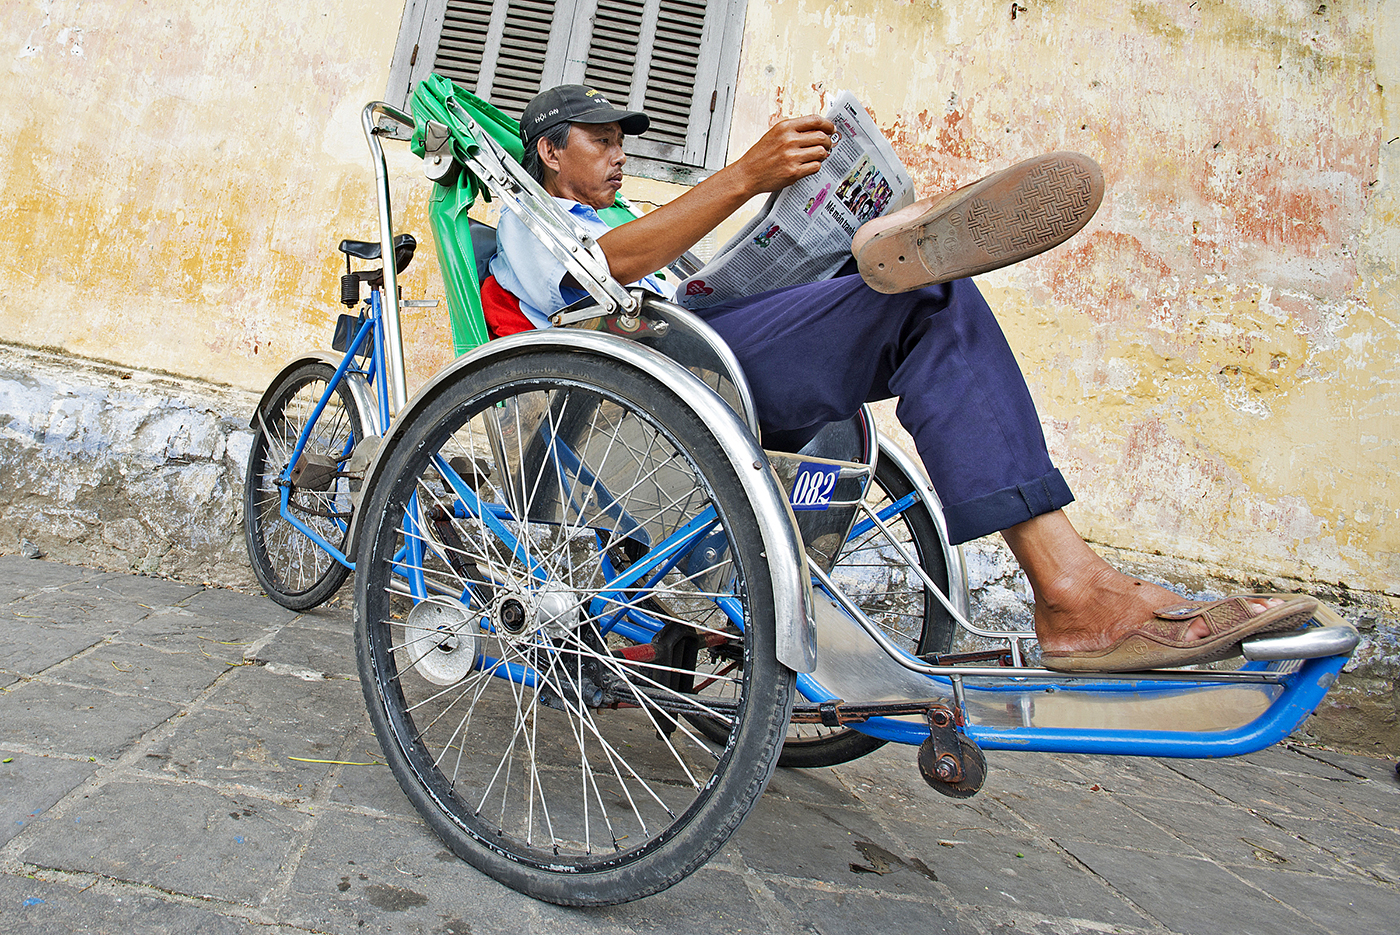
[481,275,534,338]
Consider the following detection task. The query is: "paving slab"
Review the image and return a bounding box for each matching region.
[1113,791,1342,873]
[890,806,1144,926]
[282,806,787,935]
[992,777,1192,855]
[42,638,234,704]
[1163,755,1354,818]
[0,874,288,935]
[133,665,365,799]
[0,753,98,848]
[1058,840,1333,935]
[111,609,278,660]
[7,584,154,632]
[249,618,358,680]
[1261,812,1400,884]
[79,572,204,607]
[731,795,942,897]
[1231,865,1400,935]
[1045,751,1222,801]
[0,617,106,675]
[174,586,301,628]
[1293,746,1400,783]
[766,880,971,935]
[325,724,424,821]
[0,556,103,591]
[0,679,179,759]
[14,780,306,906]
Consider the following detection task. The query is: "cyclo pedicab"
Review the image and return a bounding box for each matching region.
[242,76,1360,906]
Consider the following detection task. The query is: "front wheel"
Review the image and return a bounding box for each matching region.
[355,350,794,906]
[243,361,359,610]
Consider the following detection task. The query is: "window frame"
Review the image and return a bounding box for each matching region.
[387,0,749,183]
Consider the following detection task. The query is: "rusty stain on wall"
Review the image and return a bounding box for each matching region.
[732,0,1397,595]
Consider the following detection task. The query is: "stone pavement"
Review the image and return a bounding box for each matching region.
[0,556,1396,935]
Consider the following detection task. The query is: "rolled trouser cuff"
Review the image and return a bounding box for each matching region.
[941,469,1075,545]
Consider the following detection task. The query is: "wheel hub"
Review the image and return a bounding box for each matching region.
[489,584,581,642]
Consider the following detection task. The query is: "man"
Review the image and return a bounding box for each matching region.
[486,85,1315,672]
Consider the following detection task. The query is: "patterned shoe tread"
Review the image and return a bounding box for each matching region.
[965,159,1096,257]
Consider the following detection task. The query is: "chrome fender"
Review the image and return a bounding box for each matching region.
[249,352,379,442]
[347,329,817,673]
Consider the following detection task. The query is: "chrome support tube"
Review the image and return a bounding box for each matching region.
[361,102,416,416]
[439,102,636,319]
[855,498,1037,645]
[872,436,972,621]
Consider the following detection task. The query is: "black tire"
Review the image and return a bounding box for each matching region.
[778,452,955,769]
[354,351,795,906]
[243,361,359,610]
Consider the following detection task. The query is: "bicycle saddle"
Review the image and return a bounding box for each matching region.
[338,233,418,274]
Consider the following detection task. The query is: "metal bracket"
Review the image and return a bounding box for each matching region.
[421,120,459,183]
[921,705,966,784]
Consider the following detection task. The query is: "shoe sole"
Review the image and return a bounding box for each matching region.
[854,152,1104,294]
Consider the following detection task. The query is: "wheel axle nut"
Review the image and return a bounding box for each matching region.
[935,754,963,783]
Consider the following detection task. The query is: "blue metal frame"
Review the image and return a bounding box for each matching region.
[274,291,386,569]
[796,651,1346,758]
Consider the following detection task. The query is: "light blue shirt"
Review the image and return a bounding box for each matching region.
[488,198,675,328]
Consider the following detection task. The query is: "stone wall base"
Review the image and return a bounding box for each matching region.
[1,343,259,590]
[1,343,1394,756]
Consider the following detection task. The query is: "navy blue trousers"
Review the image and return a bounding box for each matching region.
[697,273,1074,545]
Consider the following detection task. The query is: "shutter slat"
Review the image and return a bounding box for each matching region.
[423,0,726,163]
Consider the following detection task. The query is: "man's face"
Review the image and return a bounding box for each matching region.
[542,121,626,209]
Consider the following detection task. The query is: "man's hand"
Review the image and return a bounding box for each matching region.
[595,114,836,285]
[732,115,837,196]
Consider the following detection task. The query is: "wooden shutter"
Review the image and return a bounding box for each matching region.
[428,0,561,120]
[390,0,746,173]
[480,0,558,118]
[432,0,496,90]
[641,1,708,152]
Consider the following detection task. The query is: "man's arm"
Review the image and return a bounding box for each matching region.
[597,115,837,285]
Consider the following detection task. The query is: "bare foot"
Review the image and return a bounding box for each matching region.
[1000,511,1285,655]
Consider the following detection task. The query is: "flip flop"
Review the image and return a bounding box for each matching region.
[1040,594,1319,673]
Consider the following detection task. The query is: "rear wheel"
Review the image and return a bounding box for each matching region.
[244,362,359,610]
[779,452,954,768]
[355,351,794,906]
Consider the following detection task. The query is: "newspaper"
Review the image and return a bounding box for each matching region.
[675,91,915,310]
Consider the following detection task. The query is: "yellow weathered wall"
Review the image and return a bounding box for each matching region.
[0,0,455,395]
[1,0,1394,597]
[731,0,1398,594]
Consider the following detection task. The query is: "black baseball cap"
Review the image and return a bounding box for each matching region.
[520,85,650,147]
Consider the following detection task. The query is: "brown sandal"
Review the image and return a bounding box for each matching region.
[1040,594,1319,673]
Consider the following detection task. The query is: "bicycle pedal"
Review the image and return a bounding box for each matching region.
[446,455,492,490]
[347,437,380,476]
[289,452,340,492]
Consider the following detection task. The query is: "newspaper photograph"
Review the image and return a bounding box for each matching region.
[675,91,915,310]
